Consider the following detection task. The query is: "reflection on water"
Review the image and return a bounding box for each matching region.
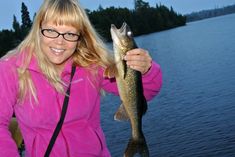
[101,14,235,157]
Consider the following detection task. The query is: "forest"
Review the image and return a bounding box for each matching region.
[186,3,235,22]
[0,0,186,57]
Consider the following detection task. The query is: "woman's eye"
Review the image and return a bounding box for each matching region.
[47,29,56,33]
[67,33,76,36]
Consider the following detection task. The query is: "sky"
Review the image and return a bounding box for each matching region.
[0,0,235,30]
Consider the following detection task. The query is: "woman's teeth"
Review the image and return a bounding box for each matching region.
[51,48,65,55]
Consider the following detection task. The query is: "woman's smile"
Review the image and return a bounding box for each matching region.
[50,47,66,56]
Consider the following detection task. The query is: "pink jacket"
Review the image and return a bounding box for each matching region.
[0,52,162,157]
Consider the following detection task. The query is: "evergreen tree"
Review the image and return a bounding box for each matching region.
[13,15,21,33]
[21,2,32,38]
[21,2,32,29]
[33,13,37,21]
[12,15,22,45]
[98,5,104,11]
[134,0,150,10]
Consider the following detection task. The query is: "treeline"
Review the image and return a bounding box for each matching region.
[0,0,186,57]
[0,2,33,57]
[186,3,235,22]
[88,1,186,41]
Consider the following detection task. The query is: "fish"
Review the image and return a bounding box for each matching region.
[105,22,149,157]
[9,118,23,148]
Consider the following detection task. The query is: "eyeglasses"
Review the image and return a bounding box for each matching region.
[41,28,80,42]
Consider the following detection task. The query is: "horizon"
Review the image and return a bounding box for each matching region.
[0,0,235,31]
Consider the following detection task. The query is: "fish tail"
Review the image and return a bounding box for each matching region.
[124,137,149,157]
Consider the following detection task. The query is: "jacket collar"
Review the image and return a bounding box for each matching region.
[15,50,74,75]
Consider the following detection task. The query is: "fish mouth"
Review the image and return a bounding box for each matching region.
[111,22,127,32]
[111,22,130,36]
[110,22,132,46]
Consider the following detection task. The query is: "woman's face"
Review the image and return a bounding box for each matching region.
[40,21,79,73]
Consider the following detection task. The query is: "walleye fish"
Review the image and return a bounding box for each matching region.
[106,22,149,157]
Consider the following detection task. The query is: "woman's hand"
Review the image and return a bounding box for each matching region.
[124,48,152,75]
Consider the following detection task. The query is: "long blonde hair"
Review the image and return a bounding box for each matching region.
[16,0,113,102]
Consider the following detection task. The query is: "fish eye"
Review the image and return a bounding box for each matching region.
[127,31,132,36]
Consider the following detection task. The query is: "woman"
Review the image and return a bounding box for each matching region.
[0,0,162,157]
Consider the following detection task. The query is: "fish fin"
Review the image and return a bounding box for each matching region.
[114,104,129,121]
[142,96,148,116]
[124,137,149,157]
[104,63,118,78]
[122,59,127,79]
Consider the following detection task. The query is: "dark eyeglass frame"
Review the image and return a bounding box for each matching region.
[41,28,80,42]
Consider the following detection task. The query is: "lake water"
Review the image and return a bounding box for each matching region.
[101,14,235,157]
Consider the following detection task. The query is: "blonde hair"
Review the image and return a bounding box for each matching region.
[16,0,113,102]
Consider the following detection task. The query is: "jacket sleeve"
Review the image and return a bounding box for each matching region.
[101,61,162,101]
[0,60,20,157]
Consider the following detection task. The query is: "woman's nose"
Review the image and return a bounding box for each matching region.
[54,34,65,44]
